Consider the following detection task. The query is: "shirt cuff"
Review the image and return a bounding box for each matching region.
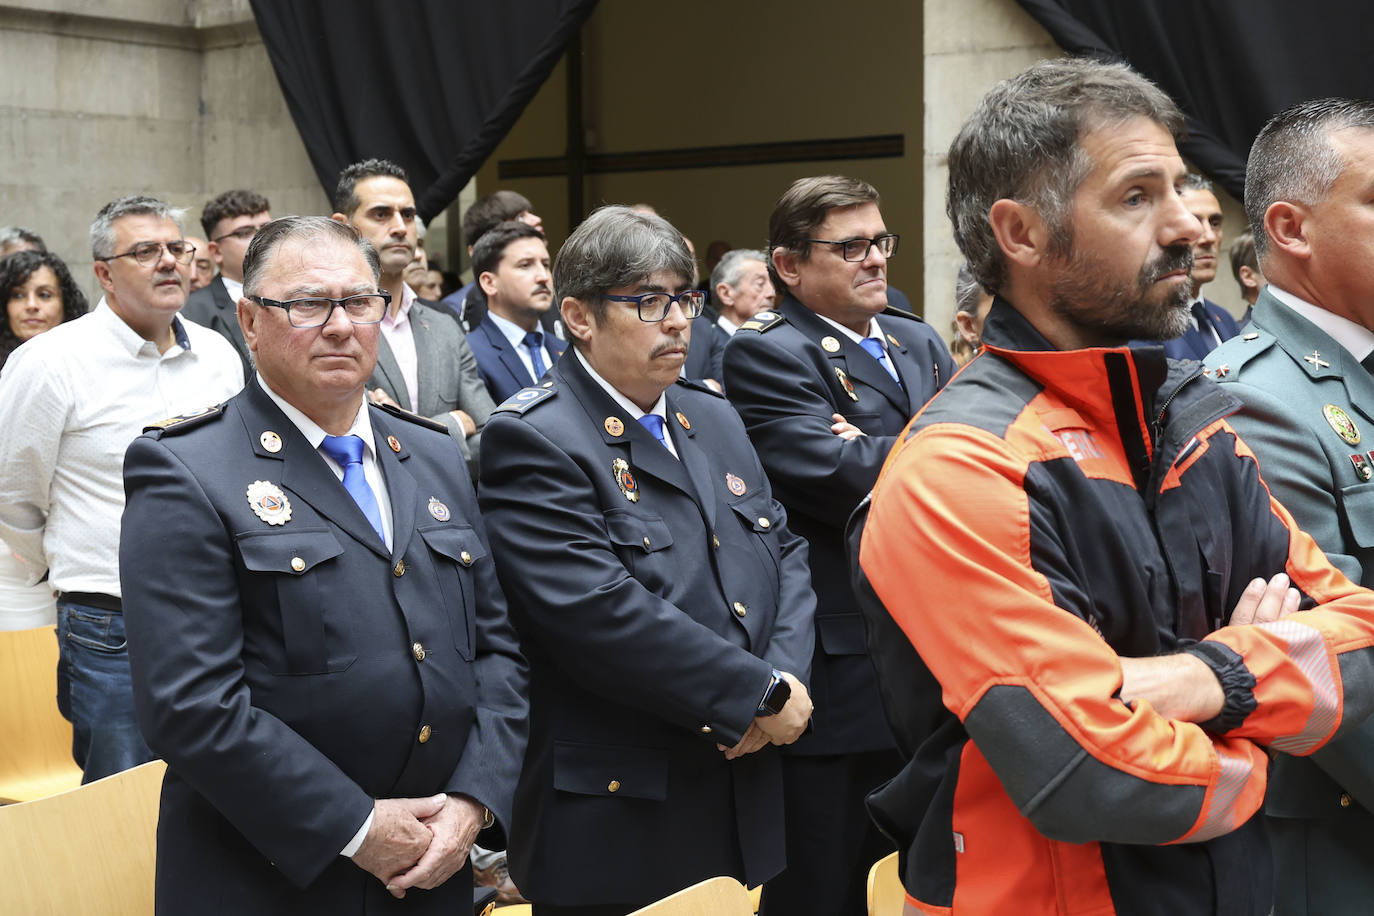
[341,810,374,858]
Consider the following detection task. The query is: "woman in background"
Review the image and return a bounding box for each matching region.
[0,249,87,629]
[949,261,994,367]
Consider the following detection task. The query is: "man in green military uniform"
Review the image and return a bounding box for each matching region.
[1205,97,1374,915]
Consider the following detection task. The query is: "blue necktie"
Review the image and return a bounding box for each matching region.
[318,435,386,542]
[1191,302,1219,355]
[859,337,902,386]
[523,330,547,380]
[637,414,671,452]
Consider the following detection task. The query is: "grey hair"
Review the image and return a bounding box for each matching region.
[0,226,45,253]
[241,216,380,298]
[553,205,694,329]
[954,262,988,316]
[90,195,185,260]
[710,248,767,294]
[1245,98,1374,260]
[946,57,1184,294]
[1181,172,1213,193]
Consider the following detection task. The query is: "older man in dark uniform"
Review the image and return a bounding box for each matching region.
[478,205,816,915]
[722,175,954,916]
[121,216,527,913]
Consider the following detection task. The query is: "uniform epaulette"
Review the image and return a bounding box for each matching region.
[674,376,725,398]
[737,310,786,333]
[374,401,449,434]
[882,305,927,323]
[1203,330,1275,381]
[143,404,223,435]
[494,382,558,414]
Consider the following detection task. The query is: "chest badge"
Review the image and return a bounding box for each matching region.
[834,367,859,402]
[613,458,639,502]
[246,480,291,526]
[821,335,841,353]
[725,473,747,496]
[605,416,625,437]
[428,497,451,521]
[387,435,402,453]
[1351,454,1373,482]
[259,430,282,453]
[1324,404,1361,445]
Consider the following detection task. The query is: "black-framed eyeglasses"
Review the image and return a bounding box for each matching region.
[97,240,197,267]
[604,289,707,322]
[803,233,900,262]
[249,292,392,328]
[213,225,262,244]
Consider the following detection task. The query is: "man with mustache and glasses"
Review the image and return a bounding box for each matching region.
[332,159,495,477]
[853,58,1374,915]
[466,220,567,403]
[478,205,816,915]
[722,175,954,916]
[0,195,243,783]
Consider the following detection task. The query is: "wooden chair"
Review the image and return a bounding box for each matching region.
[0,624,83,802]
[0,758,165,914]
[867,851,904,916]
[630,876,754,915]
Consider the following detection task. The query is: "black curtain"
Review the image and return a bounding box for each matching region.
[1016,0,1374,199]
[249,0,598,221]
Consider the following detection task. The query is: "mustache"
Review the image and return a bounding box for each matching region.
[1141,244,1193,284]
[650,337,688,358]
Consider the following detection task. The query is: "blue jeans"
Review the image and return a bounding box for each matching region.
[55,600,154,782]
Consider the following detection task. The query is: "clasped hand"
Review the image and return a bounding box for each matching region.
[719,672,814,760]
[352,793,487,898]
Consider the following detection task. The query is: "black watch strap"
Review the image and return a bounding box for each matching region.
[757,669,791,716]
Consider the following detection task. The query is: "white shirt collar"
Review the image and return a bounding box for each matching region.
[814,312,884,349]
[572,347,670,424]
[95,297,192,358]
[255,372,377,456]
[1267,284,1374,363]
[487,309,540,348]
[221,275,244,304]
[716,315,739,336]
[382,283,419,328]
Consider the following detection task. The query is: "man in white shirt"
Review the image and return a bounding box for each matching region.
[182,188,273,374]
[709,249,775,349]
[1204,96,1374,916]
[0,194,244,782]
[331,159,494,473]
[119,214,526,912]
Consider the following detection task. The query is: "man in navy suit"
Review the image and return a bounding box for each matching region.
[479,205,816,915]
[121,216,528,913]
[181,189,273,374]
[1152,173,1241,360]
[723,175,954,916]
[467,220,566,403]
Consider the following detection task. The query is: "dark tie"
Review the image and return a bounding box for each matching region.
[1362,352,1374,375]
[523,330,547,379]
[1191,302,1219,355]
[637,414,671,453]
[859,337,902,386]
[318,435,386,542]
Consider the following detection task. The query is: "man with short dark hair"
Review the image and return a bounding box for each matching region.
[724,175,953,916]
[332,159,495,474]
[1205,98,1374,915]
[183,189,273,372]
[857,58,1374,914]
[0,194,243,782]
[479,205,815,914]
[439,189,544,330]
[1229,230,1263,320]
[1151,173,1241,359]
[466,220,566,403]
[121,215,527,912]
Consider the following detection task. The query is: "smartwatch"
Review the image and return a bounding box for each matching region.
[757,669,791,716]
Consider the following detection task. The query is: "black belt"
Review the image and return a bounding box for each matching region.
[58,591,122,613]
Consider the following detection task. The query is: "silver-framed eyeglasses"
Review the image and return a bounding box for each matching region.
[249,292,392,328]
[803,233,900,262]
[97,240,197,267]
[604,289,707,322]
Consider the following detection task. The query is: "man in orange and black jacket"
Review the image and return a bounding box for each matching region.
[854,57,1374,916]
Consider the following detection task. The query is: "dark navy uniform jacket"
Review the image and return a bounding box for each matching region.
[478,351,815,907]
[723,294,954,755]
[120,378,528,915]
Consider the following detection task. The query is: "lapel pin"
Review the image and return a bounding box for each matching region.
[246,480,291,526]
[834,367,859,402]
[259,430,282,453]
[387,435,402,453]
[427,497,451,521]
[1324,404,1361,445]
[1305,351,1331,371]
[676,411,691,430]
[821,336,841,353]
[1352,454,1373,482]
[605,416,625,437]
[886,333,900,348]
[613,458,639,502]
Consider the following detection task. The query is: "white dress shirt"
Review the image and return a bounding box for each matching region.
[0,299,244,595]
[574,348,679,458]
[487,310,553,382]
[378,283,421,413]
[1189,291,1224,349]
[1268,284,1374,363]
[221,275,244,307]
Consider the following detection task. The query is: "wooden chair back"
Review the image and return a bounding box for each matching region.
[630,875,754,915]
[0,625,82,802]
[867,850,905,916]
[0,758,165,915]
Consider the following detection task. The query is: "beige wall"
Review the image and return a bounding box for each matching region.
[0,0,323,305]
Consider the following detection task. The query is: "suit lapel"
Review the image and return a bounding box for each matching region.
[484,321,536,389]
[212,278,249,357]
[782,297,907,413]
[373,335,412,409]
[874,316,926,415]
[665,392,717,530]
[410,309,437,415]
[371,411,416,561]
[241,382,390,558]
[1256,292,1374,425]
